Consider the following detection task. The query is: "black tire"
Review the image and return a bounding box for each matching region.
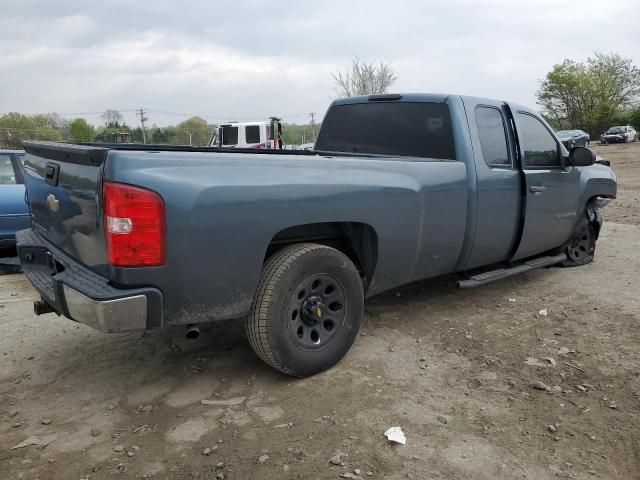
[561,216,596,267]
[246,243,364,377]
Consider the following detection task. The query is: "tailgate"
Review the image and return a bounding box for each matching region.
[22,141,109,274]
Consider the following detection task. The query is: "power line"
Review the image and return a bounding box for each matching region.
[146,108,312,122]
[19,109,139,117]
[4,107,317,125]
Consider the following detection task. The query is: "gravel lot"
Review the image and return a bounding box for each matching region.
[1,142,639,480]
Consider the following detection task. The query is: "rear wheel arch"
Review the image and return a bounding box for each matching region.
[263,222,378,293]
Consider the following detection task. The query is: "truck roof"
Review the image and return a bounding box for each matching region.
[332,93,453,106]
[331,93,536,115]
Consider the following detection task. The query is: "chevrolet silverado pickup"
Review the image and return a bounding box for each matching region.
[17,93,617,377]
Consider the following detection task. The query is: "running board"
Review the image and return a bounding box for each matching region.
[457,253,567,289]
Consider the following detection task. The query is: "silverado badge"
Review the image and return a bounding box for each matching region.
[46,194,60,213]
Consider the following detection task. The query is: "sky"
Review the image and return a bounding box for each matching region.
[1,0,639,127]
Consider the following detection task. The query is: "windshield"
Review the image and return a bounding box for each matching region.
[607,127,626,134]
[315,102,456,160]
[556,130,575,136]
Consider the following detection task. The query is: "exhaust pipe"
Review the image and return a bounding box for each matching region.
[185,324,200,340]
[34,300,56,316]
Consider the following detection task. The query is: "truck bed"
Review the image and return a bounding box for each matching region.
[22,138,469,327]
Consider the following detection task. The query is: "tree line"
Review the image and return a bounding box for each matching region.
[0,112,216,148]
[0,112,318,149]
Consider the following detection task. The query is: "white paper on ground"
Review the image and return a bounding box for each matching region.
[384,426,406,445]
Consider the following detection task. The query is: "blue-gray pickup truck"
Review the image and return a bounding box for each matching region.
[17,93,616,377]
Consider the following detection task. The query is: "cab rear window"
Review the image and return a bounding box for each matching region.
[315,102,456,160]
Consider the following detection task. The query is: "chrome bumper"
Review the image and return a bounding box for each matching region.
[17,228,163,333]
[62,286,148,333]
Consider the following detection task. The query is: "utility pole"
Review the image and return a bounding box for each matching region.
[137,108,148,143]
[309,113,316,142]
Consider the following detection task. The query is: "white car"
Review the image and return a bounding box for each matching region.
[601,125,637,144]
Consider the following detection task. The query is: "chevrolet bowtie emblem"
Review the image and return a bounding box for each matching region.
[316,307,322,318]
[47,194,60,213]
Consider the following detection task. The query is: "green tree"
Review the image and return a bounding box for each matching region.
[0,112,63,147]
[175,117,211,146]
[537,52,640,136]
[69,118,95,142]
[629,106,640,131]
[151,127,171,144]
[281,123,317,145]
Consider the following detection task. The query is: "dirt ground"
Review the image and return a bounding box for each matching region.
[1,142,639,480]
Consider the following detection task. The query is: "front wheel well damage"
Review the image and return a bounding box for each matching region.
[264,222,378,292]
[585,195,612,240]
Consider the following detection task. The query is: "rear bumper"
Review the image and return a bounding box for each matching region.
[16,229,163,333]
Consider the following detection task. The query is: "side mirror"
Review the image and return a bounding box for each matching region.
[569,146,596,167]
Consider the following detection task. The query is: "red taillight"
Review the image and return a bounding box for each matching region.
[103,181,166,267]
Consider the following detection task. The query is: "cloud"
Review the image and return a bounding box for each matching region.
[0,0,638,126]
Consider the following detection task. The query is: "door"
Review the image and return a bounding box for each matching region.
[463,99,521,269]
[0,153,29,244]
[510,109,580,261]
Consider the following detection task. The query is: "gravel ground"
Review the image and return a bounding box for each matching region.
[1,142,639,480]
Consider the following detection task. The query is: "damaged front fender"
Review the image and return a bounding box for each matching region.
[586,205,603,240]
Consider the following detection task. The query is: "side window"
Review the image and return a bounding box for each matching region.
[0,155,18,185]
[517,113,560,168]
[221,126,238,146]
[245,125,261,144]
[475,106,510,167]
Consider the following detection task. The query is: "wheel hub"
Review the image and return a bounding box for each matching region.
[567,225,590,261]
[301,295,325,326]
[287,273,346,350]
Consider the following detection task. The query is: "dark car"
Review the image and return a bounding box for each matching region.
[0,149,29,248]
[556,129,590,149]
[601,125,637,144]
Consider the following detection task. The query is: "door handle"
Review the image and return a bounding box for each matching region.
[530,185,546,193]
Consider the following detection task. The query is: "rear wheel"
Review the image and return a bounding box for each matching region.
[561,216,596,267]
[246,243,364,377]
